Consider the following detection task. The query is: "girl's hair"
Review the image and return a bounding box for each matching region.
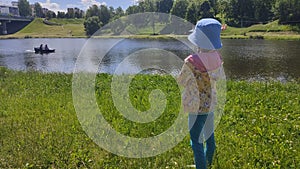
[196,47,216,53]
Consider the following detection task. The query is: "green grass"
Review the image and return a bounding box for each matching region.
[0,18,86,38]
[0,67,299,168]
[222,20,300,40]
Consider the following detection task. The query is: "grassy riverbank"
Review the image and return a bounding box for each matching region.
[0,18,300,40]
[0,18,86,39]
[222,20,300,40]
[0,67,299,168]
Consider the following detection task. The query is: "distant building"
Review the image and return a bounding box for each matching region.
[30,4,35,16]
[67,7,84,18]
[67,8,74,14]
[11,1,18,7]
[42,8,48,15]
[0,5,19,16]
[9,6,19,16]
[0,6,10,15]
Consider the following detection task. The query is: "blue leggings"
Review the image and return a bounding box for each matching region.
[189,113,216,169]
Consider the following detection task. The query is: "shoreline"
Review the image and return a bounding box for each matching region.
[1,67,298,82]
[1,34,300,41]
[1,18,299,40]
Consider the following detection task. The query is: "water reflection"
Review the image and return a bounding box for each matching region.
[98,38,192,75]
[220,39,300,80]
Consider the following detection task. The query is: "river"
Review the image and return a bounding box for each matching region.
[0,38,299,81]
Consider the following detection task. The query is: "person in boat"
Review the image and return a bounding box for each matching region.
[45,44,49,51]
[39,44,43,51]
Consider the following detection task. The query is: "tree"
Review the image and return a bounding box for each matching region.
[46,11,56,19]
[84,16,103,36]
[109,6,115,19]
[225,0,255,27]
[115,7,124,17]
[208,0,218,13]
[217,0,230,19]
[57,11,66,18]
[66,9,75,18]
[18,0,32,17]
[86,5,100,18]
[186,2,199,24]
[157,0,174,13]
[253,0,274,22]
[34,2,43,17]
[75,10,84,18]
[142,0,156,12]
[275,0,300,24]
[200,0,214,18]
[126,5,140,15]
[111,6,124,20]
[99,5,111,25]
[170,0,189,19]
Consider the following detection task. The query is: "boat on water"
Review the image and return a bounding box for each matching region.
[34,47,55,54]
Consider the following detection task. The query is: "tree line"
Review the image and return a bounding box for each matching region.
[17,0,300,36]
[84,0,300,35]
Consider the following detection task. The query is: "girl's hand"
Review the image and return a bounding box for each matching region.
[221,24,227,31]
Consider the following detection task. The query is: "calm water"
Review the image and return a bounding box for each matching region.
[0,38,299,80]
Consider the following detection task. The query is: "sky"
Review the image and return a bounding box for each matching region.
[0,0,139,13]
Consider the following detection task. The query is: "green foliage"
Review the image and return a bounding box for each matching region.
[66,9,75,19]
[118,0,299,29]
[126,5,140,15]
[84,16,103,36]
[186,2,200,25]
[199,0,215,18]
[276,0,300,24]
[170,0,189,19]
[156,0,174,13]
[109,6,125,21]
[85,5,101,18]
[0,67,299,168]
[45,11,56,19]
[57,11,66,18]
[18,0,32,17]
[99,5,111,25]
[34,2,43,18]
[84,5,111,35]
[223,0,299,27]
[225,0,255,27]
[18,0,299,36]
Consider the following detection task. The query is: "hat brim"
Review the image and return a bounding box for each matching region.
[188,29,222,50]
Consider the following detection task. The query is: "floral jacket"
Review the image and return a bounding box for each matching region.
[177,51,223,114]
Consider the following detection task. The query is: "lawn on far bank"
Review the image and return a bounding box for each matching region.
[0,68,299,168]
[0,18,86,39]
[221,20,300,40]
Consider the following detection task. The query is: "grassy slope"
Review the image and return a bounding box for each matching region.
[1,18,86,38]
[0,67,299,168]
[222,20,300,40]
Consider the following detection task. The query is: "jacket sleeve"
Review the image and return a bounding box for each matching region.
[177,62,193,86]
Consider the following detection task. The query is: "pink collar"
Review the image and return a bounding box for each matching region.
[186,52,223,72]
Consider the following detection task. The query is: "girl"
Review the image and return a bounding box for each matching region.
[177,18,224,169]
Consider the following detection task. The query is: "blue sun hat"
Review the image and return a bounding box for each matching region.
[188,18,222,50]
